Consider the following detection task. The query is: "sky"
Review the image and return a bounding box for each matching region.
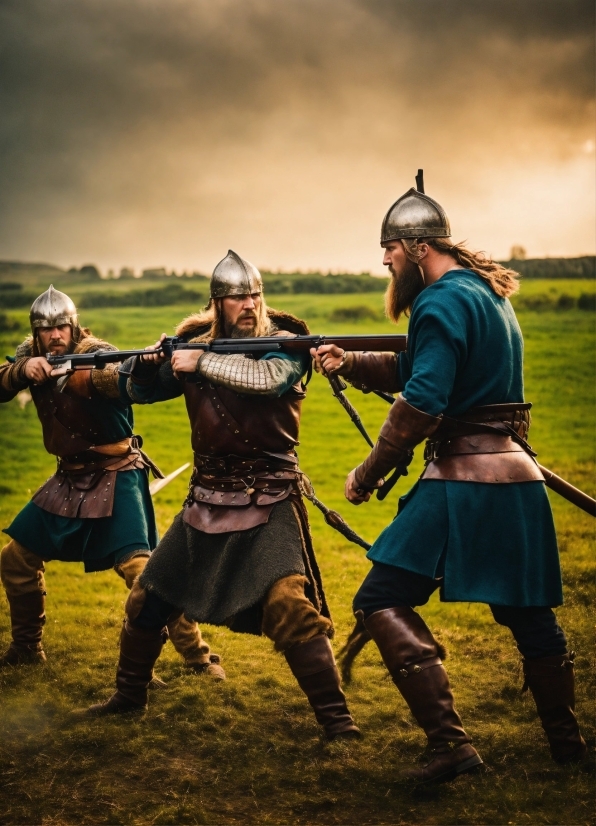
[0,0,594,275]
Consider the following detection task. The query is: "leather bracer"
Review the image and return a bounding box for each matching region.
[339,351,400,394]
[354,395,441,490]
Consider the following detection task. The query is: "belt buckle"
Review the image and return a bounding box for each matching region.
[424,441,440,462]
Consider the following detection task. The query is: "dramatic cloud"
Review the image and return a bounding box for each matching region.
[0,0,593,273]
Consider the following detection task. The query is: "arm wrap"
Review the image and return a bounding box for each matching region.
[339,351,401,393]
[354,394,441,489]
[0,358,31,402]
[197,352,303,396]
[90,363,122,398]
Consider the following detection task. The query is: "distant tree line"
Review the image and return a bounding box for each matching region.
[0,256,594,286]
[77,282,208,308]
[1,279,594,315]
[513,291,596,312]
[0,283,39,308]
[261,273,388,293]
[500,256,595,279]
[0,257,594,312]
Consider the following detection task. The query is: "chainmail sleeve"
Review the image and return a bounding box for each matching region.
[197,353,304,396]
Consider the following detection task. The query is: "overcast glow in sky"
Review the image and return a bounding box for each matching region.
[0,0,594,274]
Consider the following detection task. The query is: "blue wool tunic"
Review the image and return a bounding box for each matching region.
[366,269,562,607]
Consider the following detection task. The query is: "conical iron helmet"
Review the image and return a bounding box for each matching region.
[210,250,263,299]
[29,285,79,332]
[381,189,451,243]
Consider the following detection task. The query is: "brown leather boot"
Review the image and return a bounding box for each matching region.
[0,590,47,666]
[284,634,360,740]
[523,653,587,763]
[364,607,482,784]
[82,621,165,716]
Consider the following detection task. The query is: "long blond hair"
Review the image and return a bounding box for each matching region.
[401,238,520,298]
[176,295,273,342]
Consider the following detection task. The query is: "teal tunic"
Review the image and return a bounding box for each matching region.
[367,269,562,607]
[3,379,158,572]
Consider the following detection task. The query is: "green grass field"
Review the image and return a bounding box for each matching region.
[0,283,594,825]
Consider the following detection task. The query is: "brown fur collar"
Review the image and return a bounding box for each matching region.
[176,308,309,340]
[15,337,34,359]
[75,335,116,354]
[176,311,213,338]
[268,309,310,336]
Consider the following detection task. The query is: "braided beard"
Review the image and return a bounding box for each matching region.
[384,260,425,322]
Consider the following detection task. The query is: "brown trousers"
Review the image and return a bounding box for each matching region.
[0,539,212,667]
[125,572,332,653]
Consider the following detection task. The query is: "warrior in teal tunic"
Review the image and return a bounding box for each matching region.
[0,286,220,675]
[314,180,586,782]
[366,267,561,607]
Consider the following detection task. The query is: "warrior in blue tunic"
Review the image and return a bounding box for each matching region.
[0,286,222,678]
[314,180,586,783]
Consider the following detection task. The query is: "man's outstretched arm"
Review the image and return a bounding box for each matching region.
[312,345,402,394]
[197,352,306,397]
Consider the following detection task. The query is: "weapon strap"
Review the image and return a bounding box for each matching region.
[298,473,371,551]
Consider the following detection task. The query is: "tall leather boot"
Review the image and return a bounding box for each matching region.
[82,620,165,716]
[523,653,587,763]
[284,634,360,740]
[0,590,47,666]
[364,607,482,784]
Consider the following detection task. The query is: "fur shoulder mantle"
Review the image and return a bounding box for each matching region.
[175,308,310,340]
[75,335,116,354]
[15,337,34,359]
[267,309,310,336]
[176,313,212,339]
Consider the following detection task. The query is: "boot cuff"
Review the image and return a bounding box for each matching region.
[284,634,335,678]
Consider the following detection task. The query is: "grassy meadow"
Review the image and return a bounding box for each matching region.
[0,281,594,825]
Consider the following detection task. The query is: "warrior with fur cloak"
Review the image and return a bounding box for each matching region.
[81,250,360,741]
[0,286,222,677]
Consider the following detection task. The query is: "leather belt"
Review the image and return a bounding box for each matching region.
[424,432,526,462]
[59,436,163,478]
[420,404,544,484]
[184,453,302,535]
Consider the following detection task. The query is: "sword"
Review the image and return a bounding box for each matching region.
[537,464,596,517]
[149,463,190,496]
